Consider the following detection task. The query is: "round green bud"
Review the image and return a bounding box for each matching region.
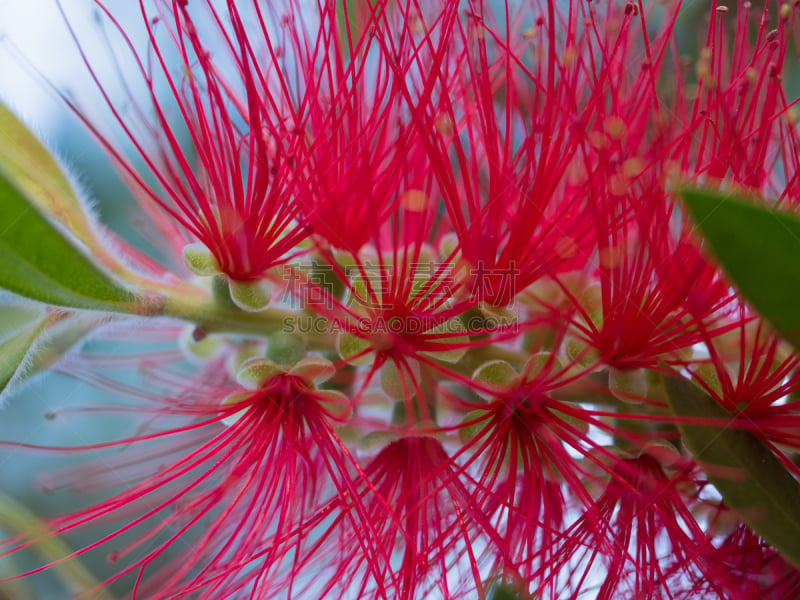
[229,279,271,312]
[182,243,221,276]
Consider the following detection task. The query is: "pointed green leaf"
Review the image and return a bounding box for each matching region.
[681,188,800,350]
[0,102,93,247]
[0,319,47,394]
[0,298,42,334]
[0,170,140,311]
[0,101,157,290]
[0,309,104,401]
[664,374,800,569]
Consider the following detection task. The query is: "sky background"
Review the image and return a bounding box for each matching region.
[0,3,139,128]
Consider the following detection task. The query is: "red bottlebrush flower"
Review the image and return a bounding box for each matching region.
[567,189,733,370]
[687,303,800,458]
[548,2,796,370]
[181,0,428,256]
[539,453,719,600]
[403,0,599,308]
[553,0,800,370]
[63,1,312,282]
[448,348,634,593]
[554,0,798,372]
[329,197,482,369]
[319,435,498,600]
[285,4,427,254]
[701,524,800,599]
[0,349,375,600]
[671,1,800,200]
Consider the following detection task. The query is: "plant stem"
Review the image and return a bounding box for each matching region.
[161,292,328,347]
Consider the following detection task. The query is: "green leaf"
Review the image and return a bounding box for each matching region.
[0,297,42,334]
[664,374,800,569]
[0,101,158,292]
[0,170,140,311]
[0,307,105,401]
[0,102,94,248]
[0,318,47,394]
[681,188,800,351]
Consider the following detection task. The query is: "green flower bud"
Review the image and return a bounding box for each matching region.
[267,332,306,366]
[471,360,519,398]
[289,357,336,384]
[179,325,222,362]
[381,359,421,401]
[565,337,603,371]
[336,332,373,366]
[236,358,284,390]
[229,279,271,312]
[182,243,221,276]
[608,367,648,403]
